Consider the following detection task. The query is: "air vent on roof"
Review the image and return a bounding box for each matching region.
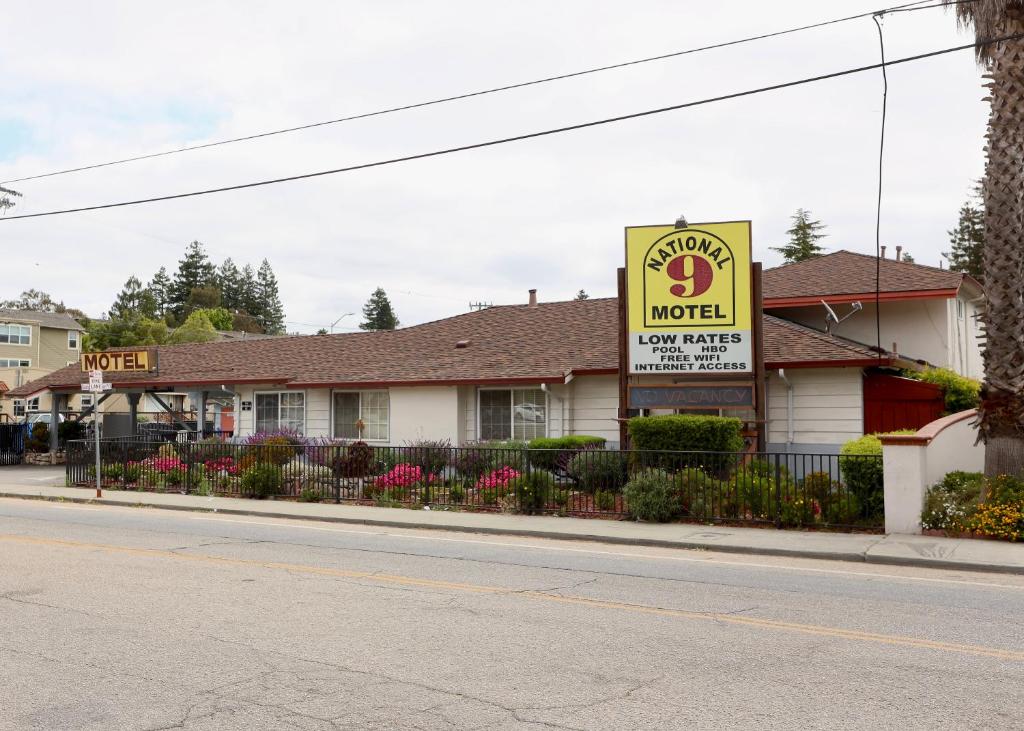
[455,339,471,349]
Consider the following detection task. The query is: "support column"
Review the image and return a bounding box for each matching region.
[128,393,141,436]
[48,393,63,452]
[197,391,208,438]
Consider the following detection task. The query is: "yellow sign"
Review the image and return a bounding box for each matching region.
[626,221,752,374]
[80,350,152,373]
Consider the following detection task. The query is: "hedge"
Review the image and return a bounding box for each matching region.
[903,367,981,414]
[627,415,744,454]
[527,435,606,470]
[839,434,883,519]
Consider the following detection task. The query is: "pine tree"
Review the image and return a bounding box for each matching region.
[771,209,827,263]
[255,259,286,334]
[239,264,260,320]
[110,276,157,320]
[169,241,217,315]
[943,200,984,283]
[148,266,172,318]
[217,258,244,311]
[574,289,590,300]
[359,288,399,331]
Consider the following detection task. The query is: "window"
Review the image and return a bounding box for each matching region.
[254,392,305,434]
[956,299,965,319]
[80,395,93,410]
[479,388,547,441]
[26,397,40,412]
[68,330,80,349]
[0,358,30,368]
[13,400,25,417]
[333,391,389,441]
[0,323,31,345]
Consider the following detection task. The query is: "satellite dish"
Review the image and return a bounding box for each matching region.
[821,300,862,334]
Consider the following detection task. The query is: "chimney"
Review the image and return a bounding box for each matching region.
[528,289,538,308]
[880,246,887,259]
[895,245,903,262]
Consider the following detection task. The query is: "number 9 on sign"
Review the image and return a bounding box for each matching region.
[666,255,714,298]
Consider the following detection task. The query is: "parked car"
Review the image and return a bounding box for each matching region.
[26,412,65,427]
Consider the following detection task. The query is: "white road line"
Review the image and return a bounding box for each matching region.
[7,499,1024,591]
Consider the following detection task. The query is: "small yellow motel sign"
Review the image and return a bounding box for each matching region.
[80,350,153,373]
[625,221,753,375]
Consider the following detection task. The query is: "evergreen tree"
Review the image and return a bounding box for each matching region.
[110,276,157,320]
[574,289,590,300]
[239,263,260,320]
[900,251,915,264]
[943,199,984,283]
[0,184,22,215]
[255,259,286,334]
[148,266,172,318]
[217,258,244,311]
[359,288,399,331]
[771,209,827,263]
[169,241,217,315]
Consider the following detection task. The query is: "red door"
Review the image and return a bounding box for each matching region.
[864,373,944,434]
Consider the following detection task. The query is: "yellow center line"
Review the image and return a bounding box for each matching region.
[4,532,1023,662]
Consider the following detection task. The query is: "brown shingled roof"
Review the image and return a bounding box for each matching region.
[763,250,978,304]
[8,298,886,397]
[0,309,82,331]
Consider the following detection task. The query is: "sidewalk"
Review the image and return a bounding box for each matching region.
[1,472,1022,575]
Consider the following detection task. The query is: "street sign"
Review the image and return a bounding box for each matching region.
[82,370,113,393]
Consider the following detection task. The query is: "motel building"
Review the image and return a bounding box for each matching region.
[7,247,983,455]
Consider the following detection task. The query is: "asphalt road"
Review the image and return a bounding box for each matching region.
[1,497,1023,730]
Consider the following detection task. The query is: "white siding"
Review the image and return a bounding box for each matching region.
[306,389,330,437]
[388,386,459,445]
[568,375,621,444]
[767,368,863,446]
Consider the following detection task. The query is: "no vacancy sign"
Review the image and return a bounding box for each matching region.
[625,221,753,375]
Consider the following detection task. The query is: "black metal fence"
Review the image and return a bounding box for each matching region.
[0,423,27,465]
[65,439,884,529]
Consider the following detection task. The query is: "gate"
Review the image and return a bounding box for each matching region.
[864,372,944,434]
[0,423,27,465]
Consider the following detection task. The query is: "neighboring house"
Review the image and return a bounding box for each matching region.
[0,309,85,420]
[8,295,916,454]
[762,251,984,379]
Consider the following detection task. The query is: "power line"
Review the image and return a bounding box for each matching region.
[2,33,1018,223]
[0,0,943,187]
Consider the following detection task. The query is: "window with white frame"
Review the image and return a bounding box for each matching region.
[80,394,93,410]
[479,388,547,441]
[333,391,389,441]
[26,397,40,412]
[254,392,305,434]
[0,358,30,368]
[68,330,80,349]
[13,400,25,417]
[956,299,965,319]
[0,323,31,345]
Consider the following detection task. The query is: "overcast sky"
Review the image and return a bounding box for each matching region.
[0,1,986,333]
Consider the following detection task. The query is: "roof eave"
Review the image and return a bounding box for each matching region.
[765,357,892,369]
[764,289,960,308]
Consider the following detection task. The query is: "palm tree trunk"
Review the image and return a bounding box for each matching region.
[979,15,1024,477]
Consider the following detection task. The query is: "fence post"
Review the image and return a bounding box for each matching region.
[522,447,531,513]
[773,452,783,528]
[183,442,191,495]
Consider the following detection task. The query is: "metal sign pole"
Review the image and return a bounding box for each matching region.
[81,369,110,499]
[95,408,101,498]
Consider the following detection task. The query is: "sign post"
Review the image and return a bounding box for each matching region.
[81,370,113,498]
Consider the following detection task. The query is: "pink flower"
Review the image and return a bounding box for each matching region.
[375,463,437,488]
[475,466,520,490]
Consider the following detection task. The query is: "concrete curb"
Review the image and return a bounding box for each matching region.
[5,489,1021,575]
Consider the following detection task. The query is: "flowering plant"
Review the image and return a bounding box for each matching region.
[135,456,187,473]
[475,466,520,490]
[374,463,436,488]
[203,456,238,475]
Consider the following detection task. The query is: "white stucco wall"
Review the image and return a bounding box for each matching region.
[388,386,460,444]
[770,300,957,372]
[568,375,621,444]
[767,367,864,448]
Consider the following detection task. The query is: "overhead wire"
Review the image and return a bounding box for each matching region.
[0,0,947,186]
[2,32,1019,223]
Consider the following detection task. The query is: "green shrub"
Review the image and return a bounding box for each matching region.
[507,471,556,514]
[628,415,744,474]
[801,471,837,502]
[624,470,680,523]
[904,367,981,414]
[405,439,452,476]
[839,435,884,519]
[27,422,49,453]
[921,471,984,531]
[102,463,124,481]
[240,463,283,499]
[448,483,466,503]
[674,468,724,521]
[123,463,142,483]
[527,435,606,470]
[823,492,861,526]
[58,420,86,443]
[189,437,235,463]
[594,489,617,511]
[566,449,628,493]
[985,473,1024,505]
[553,489,570,509]
[298,487,321,503]
[164,467,186,487]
